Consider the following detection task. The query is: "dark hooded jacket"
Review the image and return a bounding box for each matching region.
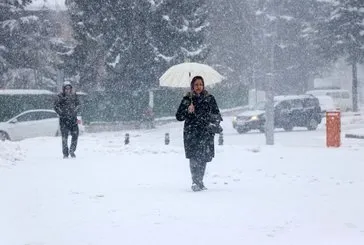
[54,85,80,124]
[176,91,222,163]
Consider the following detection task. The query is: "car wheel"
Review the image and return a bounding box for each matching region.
[283,122,293,132]
[307,118,319,131]
[237,128,249,134]
[0,131,9,141]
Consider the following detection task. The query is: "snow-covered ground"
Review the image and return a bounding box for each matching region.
[0,141,24,167]
[1,116,364,245]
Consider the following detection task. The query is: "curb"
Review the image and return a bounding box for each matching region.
[85,106,246,133]
[345,133,364,139]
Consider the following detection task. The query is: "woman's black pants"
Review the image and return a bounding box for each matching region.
[189,159,207,187]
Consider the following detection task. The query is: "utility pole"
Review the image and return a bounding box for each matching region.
[265,1,278,145]
[352,57,358,112]
[265,37,275,145]
[251,17,258,106]
[57,68,64,91]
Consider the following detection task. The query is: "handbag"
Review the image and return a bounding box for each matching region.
[207,114,223,134]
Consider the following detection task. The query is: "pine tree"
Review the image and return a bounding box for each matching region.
[0,0,40,88]
[66,0,157,91]
[1,2,74,90]
[153,0,209,70]
[252,0,333,94]
[65,0,108,91]
[0,1,31,75]
[104,0,159,91]
[324,0,364,111]
[207,0,253,86]
[2,0,32,8]
[66,0,209,92]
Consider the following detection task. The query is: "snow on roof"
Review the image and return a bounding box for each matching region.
[306,89,350,94]
[274,94,315,101]
[16,109,56,114]
[0,89,55,95]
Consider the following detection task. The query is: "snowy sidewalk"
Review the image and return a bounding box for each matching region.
[1,130,364,245]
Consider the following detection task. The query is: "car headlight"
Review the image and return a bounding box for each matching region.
[250,115,259,121]
[232,116,237,122]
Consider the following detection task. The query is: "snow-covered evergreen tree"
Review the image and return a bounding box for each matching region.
[104,0,159,91]
[66,0,209,92]
[206,0,253,86]
[0,0,42,88]
[65,0,107,91]
[152,0,209,65]
[0,0,32,78]
[323,0,364,111]
[252,0,333,94]
[1,0,73,90]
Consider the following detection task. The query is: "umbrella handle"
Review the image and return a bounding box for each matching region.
[189,93,194,106]
[188,94,195,114]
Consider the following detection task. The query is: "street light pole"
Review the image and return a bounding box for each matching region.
[265,2,278,146]
[265,35,275,145]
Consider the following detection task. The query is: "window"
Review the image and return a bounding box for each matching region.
[277,101,291,110]
[291,99,303,109]
[38,111,58,120]
[304,98,316,108]
[16,111,58,122]
[327,92,341,98]
[16,112,40,122]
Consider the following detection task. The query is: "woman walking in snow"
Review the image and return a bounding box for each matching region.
[176,76,222,191]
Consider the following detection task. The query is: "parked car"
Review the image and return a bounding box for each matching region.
[305,89,352,111]
[232,101,266,133]
[0,109,85,141]
[232,95,322,134]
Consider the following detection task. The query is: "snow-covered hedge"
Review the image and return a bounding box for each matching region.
[0,141,23,166]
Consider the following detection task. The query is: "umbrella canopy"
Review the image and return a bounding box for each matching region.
[159,62,224,88]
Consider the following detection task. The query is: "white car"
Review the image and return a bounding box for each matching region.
[306,89,352,111]
[0,109,85,141]
[315,95,337,114]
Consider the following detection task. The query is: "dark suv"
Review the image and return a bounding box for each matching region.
[232,95,322,134]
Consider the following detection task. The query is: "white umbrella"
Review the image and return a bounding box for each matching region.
[159,62,224,88]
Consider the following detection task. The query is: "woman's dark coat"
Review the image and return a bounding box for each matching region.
[176,91,222,163]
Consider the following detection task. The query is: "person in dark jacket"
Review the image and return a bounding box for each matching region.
[54,81,80,158]
[176,76,222,191]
